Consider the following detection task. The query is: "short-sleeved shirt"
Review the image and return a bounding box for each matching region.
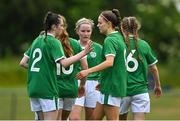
[100,31,127,97]
[25,34,65,99]
[126,37,158,96]
[80,42,102,81]
[57,38,82,98]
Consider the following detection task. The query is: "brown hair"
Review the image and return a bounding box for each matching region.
[121,16,142,61]
[43,11,61,41]
[56,15,73,57]
[100,9,121,30]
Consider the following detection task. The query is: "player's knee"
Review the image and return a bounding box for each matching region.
[69,116,81,120]
[69,114,81,120]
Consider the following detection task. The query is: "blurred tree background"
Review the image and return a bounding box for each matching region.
[0,0,179,86]
[0,0,180,120]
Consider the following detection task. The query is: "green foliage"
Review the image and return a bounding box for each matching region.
[135,1,180,63]
[0,0,179,62]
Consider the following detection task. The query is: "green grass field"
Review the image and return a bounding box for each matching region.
[0,57,180,120]
[0,87,179,120]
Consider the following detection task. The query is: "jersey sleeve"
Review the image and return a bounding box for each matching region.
[103,38,116,57]
[24,47,31,58]
[74,39,83,53]
[145,43,158,66]
[51,39,65,62]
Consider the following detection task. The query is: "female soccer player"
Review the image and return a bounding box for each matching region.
[76,9,127,120]
[55,15,88,120]
[119,16,162,120]
[19,11,92,120]
[69,18,102,120]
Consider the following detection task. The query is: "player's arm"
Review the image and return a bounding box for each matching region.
[79,57,88,86]
[77,57,88,97]
[80,57,88,70]
[148,64,162,97]
[19,55,29,69]
[59,41,92,68]
[76,55,114,79]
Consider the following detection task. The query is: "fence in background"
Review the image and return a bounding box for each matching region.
[0,87,33,120]
[0,87,180,120]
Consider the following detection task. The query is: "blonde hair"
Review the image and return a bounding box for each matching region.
[75,18,94,30]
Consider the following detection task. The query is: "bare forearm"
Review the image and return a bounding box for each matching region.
[60,51,86,68]
[61,40,92,68]
[19,56,29,69]
[149,65,161,86]
[88,60,113,74]
[80,58,88,70]
[153,70,161,86]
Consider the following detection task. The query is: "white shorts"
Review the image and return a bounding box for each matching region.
[98,93,121,107]
[59,98,75,111]
[30,98,59,112]
[75,80,100,108]
[120,93,150,114]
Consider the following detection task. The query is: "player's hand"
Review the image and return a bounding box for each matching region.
[76,70,89,80]
[83,40,93,55]
[154,86,162,97]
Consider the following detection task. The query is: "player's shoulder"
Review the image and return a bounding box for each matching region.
[69,38,80,47]
[69,37,79,44]
[138,38,150,46]
[31,35,45,45]
[93,41,102,48]
[138,38,153,52]
[69,37,78,42]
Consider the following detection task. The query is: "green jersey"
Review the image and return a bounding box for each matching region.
[100,31,127,97]
[126,37,158,96]
[25,34,65,99]
[80,42,102,80]
[57,38,82,98]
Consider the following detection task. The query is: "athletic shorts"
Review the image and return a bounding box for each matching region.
[59,98,75,111]
[30,97,59,112]
[98,93,121,107]
[74,80,100,108]
[120,93,150,114]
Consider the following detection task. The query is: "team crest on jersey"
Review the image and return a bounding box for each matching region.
[90,51,96,58]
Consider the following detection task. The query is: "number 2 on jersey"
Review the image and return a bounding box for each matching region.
[30,48,42,72]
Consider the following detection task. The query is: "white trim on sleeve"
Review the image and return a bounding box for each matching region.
[148,60,158,67]
[24,54,29,58]
[55,56,66,62]
[105,54,115,57]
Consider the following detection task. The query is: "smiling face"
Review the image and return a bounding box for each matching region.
[77,23,92,43]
